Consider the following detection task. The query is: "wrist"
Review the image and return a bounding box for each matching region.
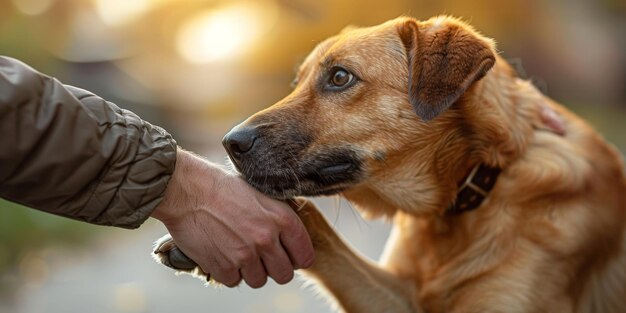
[151,149,224,225]
[151,148,186,224]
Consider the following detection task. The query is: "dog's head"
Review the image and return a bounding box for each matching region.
[224,16,500,215]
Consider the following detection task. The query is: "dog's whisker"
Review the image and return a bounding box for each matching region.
[344,198,367,233]
[331,196,341,228]
[284,149,303,195]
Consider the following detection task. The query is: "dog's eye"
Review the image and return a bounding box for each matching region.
[329,67,355,88]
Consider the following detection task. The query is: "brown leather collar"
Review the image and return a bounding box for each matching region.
[446,164,501,215]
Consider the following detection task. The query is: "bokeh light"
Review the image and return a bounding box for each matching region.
[176,1,279,63]
[11,0,55,16]
[94,0,150,27]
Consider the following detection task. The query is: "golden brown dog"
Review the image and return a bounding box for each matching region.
[155,16,626,312]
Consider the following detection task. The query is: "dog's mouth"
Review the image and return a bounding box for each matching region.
[228,150,363,199]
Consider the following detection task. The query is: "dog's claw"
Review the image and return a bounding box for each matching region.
[167,246,197,270]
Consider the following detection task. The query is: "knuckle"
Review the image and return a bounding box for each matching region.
[275,211,296,228]
[255,232,275,249]
[236,249,258,266]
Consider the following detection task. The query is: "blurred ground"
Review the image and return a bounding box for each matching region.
[2,191,390,313]
[1,0,626,312]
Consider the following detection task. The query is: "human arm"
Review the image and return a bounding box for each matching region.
[0,56,314,287]
[0,56,176,228]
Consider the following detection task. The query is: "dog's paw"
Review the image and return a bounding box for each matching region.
[287,198,337,250]
[152,234,212,283]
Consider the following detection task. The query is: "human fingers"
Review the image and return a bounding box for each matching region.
[210,263,243,287]
[275,205,315,269]
[240,259,268,288]
[257,233,295,284]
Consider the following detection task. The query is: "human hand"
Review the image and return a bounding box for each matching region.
[151,149,315,288]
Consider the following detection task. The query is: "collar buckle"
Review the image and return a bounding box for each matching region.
[446,164,501,215]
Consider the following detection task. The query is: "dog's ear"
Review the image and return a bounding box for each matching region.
[397,17,496,121]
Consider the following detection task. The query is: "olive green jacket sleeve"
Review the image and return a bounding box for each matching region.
[0,56,177,229]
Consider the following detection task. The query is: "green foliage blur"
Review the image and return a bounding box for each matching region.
[0,200,94,274]
[569,105,626,154]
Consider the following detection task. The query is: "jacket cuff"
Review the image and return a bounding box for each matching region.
[93,113,178,229]
[110,116,178,229]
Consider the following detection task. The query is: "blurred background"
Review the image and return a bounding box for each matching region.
[1,0,625,312]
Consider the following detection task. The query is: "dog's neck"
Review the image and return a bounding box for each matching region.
[343,56,541,219]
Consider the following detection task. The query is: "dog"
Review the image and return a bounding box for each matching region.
[154,16,626,312]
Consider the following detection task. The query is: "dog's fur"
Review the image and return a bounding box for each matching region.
[155,16,626,312]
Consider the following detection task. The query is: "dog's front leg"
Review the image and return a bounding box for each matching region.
[291,199,421,313]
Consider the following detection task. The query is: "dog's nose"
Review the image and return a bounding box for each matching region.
[223,126,258,158]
